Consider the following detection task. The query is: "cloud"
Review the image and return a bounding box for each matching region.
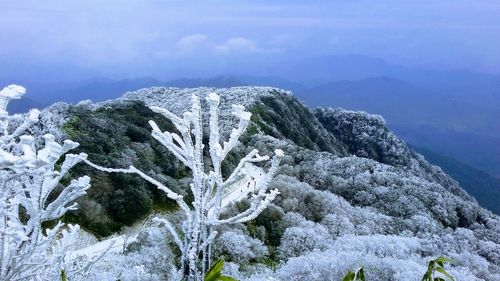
[176,35,277,56]
[176,34,208,53]
[215,37,259,54]
[2,0,500,79]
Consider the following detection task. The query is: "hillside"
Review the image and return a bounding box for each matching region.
[412,146,500,215]
[10,76,246,114]
[295,76,500,179]
[30,87,500,280]
[296,76,499,138]
[396,125,500,178]
[15,72,498,179]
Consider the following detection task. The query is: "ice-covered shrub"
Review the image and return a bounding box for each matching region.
[0,85,101,280]
[278,215,331,259]
[214,230,268,264]
[89,227,175,281]
[86,93,284,280]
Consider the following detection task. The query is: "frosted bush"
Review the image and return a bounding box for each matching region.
[89,227,175,281]
[271,235,483,281]
[86,92,283,280]
[278,222,331,259]
[0,85,102,280]
[214,230,268,264]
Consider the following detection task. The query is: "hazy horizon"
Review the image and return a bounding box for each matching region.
[2,0,500,82]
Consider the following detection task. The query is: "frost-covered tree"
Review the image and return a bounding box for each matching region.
[0,85,99,280]
[213,230,268,264]
[86,226,175,280]
[86,93,284,280]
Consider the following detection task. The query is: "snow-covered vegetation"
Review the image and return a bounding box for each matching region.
[4,86,500,280]
[84,92,283,280]
[0,85,105,280]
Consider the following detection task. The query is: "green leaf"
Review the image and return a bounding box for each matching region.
[435,267,454,280]
[434,278,446,281]
[435,257,452,264]
[422,270,432,281]
[60,269,67,281]
[219,276,239,281]
[342,271,355,281]
[356,268,365,281]
[205,259,224,281]
[436,256,454,267]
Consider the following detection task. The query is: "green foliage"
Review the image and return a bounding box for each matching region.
[342,267,365,281]
[340,260,454,281]
[220,149,245,180]
[249,94,345,154]
[107,176,153,225]
[243,124,259,138]
[60,101,188,237]
[258,258,279,272]
[248,103,273,136]
[204,259,238,281]
[245,204,286,248]
[422,257,455,281]
[60,269,67,281]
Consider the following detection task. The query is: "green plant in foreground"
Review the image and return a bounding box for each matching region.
[422,256,455,281]
[204,259,238,281]
[60,269,67,281]
[342,267,365,281]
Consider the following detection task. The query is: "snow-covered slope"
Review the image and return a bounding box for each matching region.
[36,86,500,280]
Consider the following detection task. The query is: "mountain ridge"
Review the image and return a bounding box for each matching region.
[31,86,500,279]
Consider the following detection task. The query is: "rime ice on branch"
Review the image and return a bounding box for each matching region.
[86,92,284,280]
[0,85,99,281]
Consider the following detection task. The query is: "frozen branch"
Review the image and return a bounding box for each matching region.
[88,92,283,281]
[0,84,103,280]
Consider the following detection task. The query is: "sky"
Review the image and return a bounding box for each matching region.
[1,0,500,81]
